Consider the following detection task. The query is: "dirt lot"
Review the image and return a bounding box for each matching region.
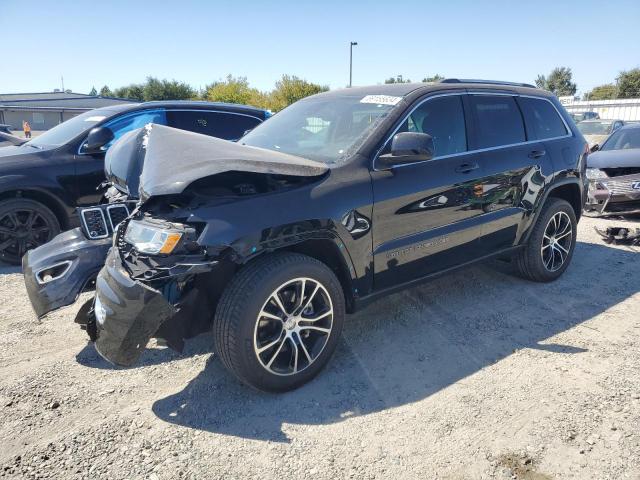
[0,215,639,479]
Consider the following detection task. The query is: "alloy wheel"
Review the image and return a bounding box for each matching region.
[253,277,334,376]
[0,208,53,260]
[541,211,573,272]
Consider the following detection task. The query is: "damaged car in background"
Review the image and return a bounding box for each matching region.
[24,80,588,392]
[577,119,624,150]
[585,123,640,215]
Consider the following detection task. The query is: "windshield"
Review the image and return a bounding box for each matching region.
[241,95,398,163]
[27,109,113,148]
[600,128,640,151]
[577,121,612,135]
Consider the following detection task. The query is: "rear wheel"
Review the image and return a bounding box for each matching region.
[0,199,60,265]
[214,252,345,392]
[514,198,577,282]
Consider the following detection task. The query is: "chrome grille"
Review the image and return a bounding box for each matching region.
[602,179,640,196]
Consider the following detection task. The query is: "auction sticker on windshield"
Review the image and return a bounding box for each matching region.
[360,95,402,106]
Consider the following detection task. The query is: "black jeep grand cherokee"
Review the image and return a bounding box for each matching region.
[25,80,588,392]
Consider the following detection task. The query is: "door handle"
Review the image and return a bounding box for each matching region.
[528,150,546,159]
[455,162,479,174]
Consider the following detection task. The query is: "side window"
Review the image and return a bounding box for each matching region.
[519,97,568,140]
[166,111,262,141]
[469,95,525,148]
[393,95,467,157]
[102,110,166,149]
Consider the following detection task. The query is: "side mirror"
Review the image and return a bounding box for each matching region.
[590,144,599,153]
[378,132,435,170]
[83,126,114,154]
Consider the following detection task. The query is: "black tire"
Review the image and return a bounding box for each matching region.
[214,252,345,392]
[514,198,577,282]
[0,198,60,265]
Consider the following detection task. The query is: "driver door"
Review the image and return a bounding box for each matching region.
[370,93,488,290]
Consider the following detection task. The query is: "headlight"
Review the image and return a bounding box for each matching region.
[586,168,608,180]
[124,220,183,255]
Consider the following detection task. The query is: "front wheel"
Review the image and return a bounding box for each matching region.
[514,198,577,282]
[0,198,60,265]
[214,252,345,392]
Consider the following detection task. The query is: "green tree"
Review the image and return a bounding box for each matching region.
[384,75,411,84]
[584,84,617,101]
[142,77,195,101]
[267,75,328,112]
[89,86,97,96]
[203,75,266,107]
[422,74,444,83]
[534,67,577,96]
[99,85,112,97]
[616,68,640,98]
[113,84,145,101]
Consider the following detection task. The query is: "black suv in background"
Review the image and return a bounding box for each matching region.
[24,80,588,392]
[0,102,269,263]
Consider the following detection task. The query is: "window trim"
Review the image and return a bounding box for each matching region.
[373,92,572,171]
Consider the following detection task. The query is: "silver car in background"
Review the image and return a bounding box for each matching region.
[585,123,640,215]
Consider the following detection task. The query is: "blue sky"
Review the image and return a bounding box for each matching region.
[1,0,639,96]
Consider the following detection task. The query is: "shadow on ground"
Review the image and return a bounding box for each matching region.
[75,335,213,370]
[80,240,637,442]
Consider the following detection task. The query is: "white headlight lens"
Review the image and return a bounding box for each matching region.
[586,168,608,180]
[124,220,182,254]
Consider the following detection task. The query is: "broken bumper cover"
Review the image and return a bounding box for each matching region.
[585,176,640,215]
[92,247,177,367]
[22,228,111,318]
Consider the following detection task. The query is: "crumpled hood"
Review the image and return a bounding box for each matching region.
[105,124,329,201]
[588,148,640,169]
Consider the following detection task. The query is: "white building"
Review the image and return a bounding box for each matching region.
[559,97,640,121]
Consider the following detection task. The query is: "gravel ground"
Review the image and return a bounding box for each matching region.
[0,215,639,479]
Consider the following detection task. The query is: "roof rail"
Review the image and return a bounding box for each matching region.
[440,78,536,89]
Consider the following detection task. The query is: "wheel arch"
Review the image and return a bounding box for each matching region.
[277,238,357,313]
[545,180,582,221]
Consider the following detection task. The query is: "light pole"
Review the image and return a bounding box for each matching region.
[349,41,358,87]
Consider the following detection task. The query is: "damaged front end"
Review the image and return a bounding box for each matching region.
[22,227,111,318]
[585,171,640,215]
[76,124,329,366]
[585,149,640,216]
[22,198,134,319]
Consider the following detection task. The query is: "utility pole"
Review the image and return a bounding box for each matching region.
[349,41,358,88]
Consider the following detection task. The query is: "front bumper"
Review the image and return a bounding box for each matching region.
[585,175,640,215]
[22,228,111,318]
[92,247,177,366]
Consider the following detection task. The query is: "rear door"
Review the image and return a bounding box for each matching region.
[165,110,262,141]
[371,93,489,290]
[466,94,547,255]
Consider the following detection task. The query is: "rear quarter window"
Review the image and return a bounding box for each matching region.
[166,111,262,141]
[518,97,568,140]
[469,95,526,149]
